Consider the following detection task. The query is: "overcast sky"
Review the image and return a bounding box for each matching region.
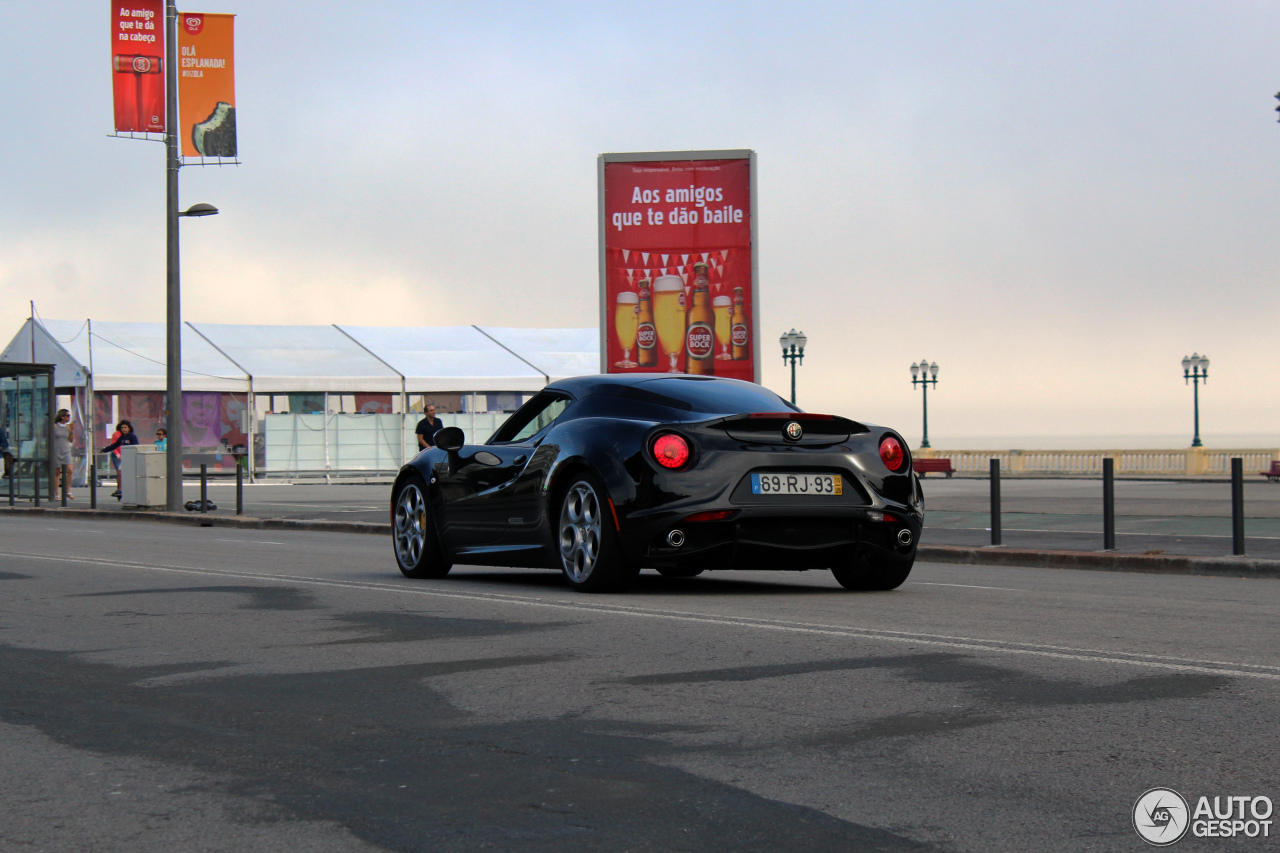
[2,1,1278,445]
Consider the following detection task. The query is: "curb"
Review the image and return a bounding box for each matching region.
[0,505,388,536]
[916,545,1280,580]
[5,506,1279,581]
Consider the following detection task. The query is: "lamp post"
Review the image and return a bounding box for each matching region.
[779,329,807,405]
[163,202,219,513]
[910,359,938,448]
[1181,352,1209,448]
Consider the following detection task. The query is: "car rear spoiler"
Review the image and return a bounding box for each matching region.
[716,412,867,445]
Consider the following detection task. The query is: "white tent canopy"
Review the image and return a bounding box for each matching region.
[477,327,601,384]
[0,319,248,392]
[0,319,89,389]
[188,323,402,394]
[339,325,547,393]
[1,319,599,394]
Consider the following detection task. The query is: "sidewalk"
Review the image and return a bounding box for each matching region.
[23,482,388,524]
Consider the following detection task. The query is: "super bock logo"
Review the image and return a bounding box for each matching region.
[686,323,714,359]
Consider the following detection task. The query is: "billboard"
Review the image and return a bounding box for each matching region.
[177,13,237,157]
[111,0,166,132]
[599,151,758,382]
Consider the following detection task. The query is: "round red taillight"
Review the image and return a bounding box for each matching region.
[879,435,906,472]
[652,433,690,469]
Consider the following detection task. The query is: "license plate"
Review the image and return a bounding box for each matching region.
[751,472,842,496]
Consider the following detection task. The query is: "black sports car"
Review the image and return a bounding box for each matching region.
[391,374,923,592]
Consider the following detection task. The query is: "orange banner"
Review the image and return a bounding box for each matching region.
[177,13,236,157]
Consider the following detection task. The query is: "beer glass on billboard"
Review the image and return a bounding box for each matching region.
[615,291,639,368]
[713,295,732,360]
[653,275,686,373]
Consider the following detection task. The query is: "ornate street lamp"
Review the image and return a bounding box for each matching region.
[1182,353,1209,448]
[910,359,939,448]
[779,329,807,405]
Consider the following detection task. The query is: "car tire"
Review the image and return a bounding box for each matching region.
[557,472,638,593]
[392,472,451,579]
[656,567,704,578]
[831,551,913,591]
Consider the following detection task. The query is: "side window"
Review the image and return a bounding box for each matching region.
[490,393,571,444]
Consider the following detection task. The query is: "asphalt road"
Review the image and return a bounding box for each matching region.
[2,516,1278,851]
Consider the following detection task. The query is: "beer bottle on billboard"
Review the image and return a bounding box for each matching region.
[685,276,716,375]
[731,286,750,360]
[693,261,710,289]
[636,280,658,368]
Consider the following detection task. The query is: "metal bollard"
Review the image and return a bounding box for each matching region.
[1102,458,1115,551]
[235,456,243,515]
[8,463,13,507]
[33,463,40,507]
[90,455,97,509]
[61,468,68,507]
[200,464,208,513]
[1232,457,1245,556]
[989,458,1002,546]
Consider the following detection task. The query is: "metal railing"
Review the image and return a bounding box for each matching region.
[919,447,1280,477]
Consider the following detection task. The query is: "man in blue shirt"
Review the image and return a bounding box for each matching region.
[415,404,443,450]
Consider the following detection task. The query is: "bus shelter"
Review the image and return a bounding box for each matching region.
[0,362,56,502]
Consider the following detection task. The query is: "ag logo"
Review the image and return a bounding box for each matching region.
[1134,788,1190,846]
[784,422,803,441]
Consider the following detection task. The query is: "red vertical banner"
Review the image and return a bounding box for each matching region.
[111,1,166,132]
[600,153,757,382]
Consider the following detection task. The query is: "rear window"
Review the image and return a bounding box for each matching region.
[632,377,798,416]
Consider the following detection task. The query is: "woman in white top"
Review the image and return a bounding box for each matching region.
[52,408,74,499]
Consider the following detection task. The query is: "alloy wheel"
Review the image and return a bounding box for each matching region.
[394,483,427,567]
[559,481,602,583]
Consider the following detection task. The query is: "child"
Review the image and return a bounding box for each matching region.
[99,420,139,499]
[155,428,167,452]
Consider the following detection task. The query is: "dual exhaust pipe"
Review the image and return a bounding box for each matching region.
[666,527,911,549]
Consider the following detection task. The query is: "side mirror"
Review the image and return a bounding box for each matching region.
[435,426,465,452]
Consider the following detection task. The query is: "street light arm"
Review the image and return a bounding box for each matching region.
[178,202,219,217]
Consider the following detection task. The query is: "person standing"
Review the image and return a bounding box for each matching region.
[99,420,139,499]
[52,408,75,499]
[0,422,10,480]
[415,404,443,450]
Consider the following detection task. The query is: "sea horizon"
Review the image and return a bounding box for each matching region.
[919,434,1278,451]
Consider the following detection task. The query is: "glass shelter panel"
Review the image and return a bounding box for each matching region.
[0,366,53,501]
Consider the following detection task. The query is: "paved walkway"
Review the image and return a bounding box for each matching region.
[22,477,1280,560]
[920,478,1280,558]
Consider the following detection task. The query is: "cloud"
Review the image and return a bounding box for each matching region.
[2,1,1278,444]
